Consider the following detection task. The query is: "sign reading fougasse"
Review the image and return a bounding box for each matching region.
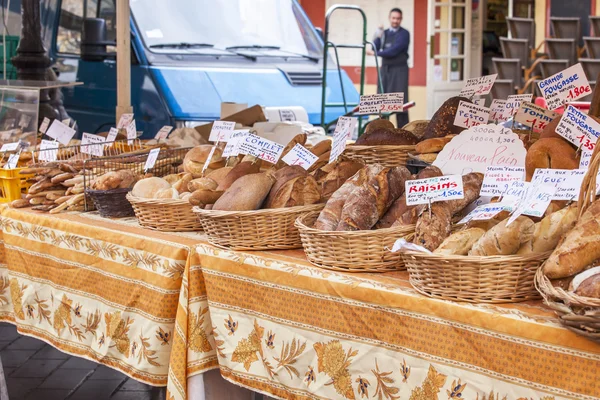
[458,202,512,224]
[433,124,527,175]
[479,166,526,197]
[531,168,587,201]
[556,105,600,151]
[358,92,404,114]
[538,63,591,110]
[490,99,508,123]
[46,120,76,145]
[405,175,465,206]
[329,116,357,164]
[222,129,249,158]
[505,94,533,119]
[281,144,319,170]
[208,121,236,143]
[238,133,285,164]
[453,101,491,129]
[514,102,559,133]
[80,133,106,157]
[458,73,497,97]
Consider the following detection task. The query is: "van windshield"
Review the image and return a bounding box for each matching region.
[130,0,322,58]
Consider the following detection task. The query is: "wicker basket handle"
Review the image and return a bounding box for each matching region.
[578,140,600,218]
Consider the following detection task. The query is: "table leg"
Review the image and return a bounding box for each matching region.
[188,369,254,400]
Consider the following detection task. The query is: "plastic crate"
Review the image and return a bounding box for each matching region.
[0,167,33,203]
[0,35,20,79]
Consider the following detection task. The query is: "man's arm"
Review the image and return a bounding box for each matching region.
[376,29,410,58]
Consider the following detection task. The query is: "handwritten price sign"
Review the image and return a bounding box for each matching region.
[459,74,497,97]
[479,166,525,197]
[538,63,591,110]
[556,105,600,151]
[453,101,491,129]
[489,99,508,123]
[405,175,465,206]
[458,202,511,224]
[358,93,404,114]
[505,94,533,119]
[208,121,236,143]
[507,183,556,225]
[238,133,285,164]
[281,144,319,170]
[514,102,558,133]
[329,116,357,164]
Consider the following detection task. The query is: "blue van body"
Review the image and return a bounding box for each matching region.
[35,0,359,137]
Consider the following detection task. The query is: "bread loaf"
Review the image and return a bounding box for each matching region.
[354,128,418,146]
[413,202,453,251]
[316,160,364,200]
[309,140,331,156]
[469,216,535,256]
[131,177,170,198]
[275,134,307,169]
[188,177,218,192]
[337,166,411,231]
[525,138,579,181]
[213,173,274,211]
[415,137,453,154]
[402,120,429,139]
[422,97,471,139]
[183,145,225,176]
[517,206,578,254]
[188,189,224,206]
[217,161,262,191]
[365,119,394,134]
[173,173,193,193]
[445,173,484,215]
[264,166,320,208]
[154,188,179,199]
[433,228,485,255]
[206,167,233,187]
[314,165,383,231]
[571,267,600,298]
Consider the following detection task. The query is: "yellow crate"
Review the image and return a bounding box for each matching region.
[0,167,34,203]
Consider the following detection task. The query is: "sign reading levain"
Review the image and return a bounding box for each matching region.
[505,94,533,119]
[358,93,404,114]
[405,175,465,206]
[556,105,600,151]
[458,202,511,224]
[329,116,357,164]
[458,73,497,97]
[433,124,527,175]
[538,63,591,110]
[453,101,491,129]
[238,133,285,164]
[222,130,249,158]
[208,121,236,143]
[514,102,559,133]
[531,168,587,201]
[281,144,319,170]
[479,166,525,197]
[489,99,508,123]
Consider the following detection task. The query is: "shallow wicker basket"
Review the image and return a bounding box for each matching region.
[295,211,414,273]
[343,145,415,168]
[126,193,202,232]
[193,204,324,250]
[86,188,134,218]
[402,251,549,303]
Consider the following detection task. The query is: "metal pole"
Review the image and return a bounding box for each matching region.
[116,0,132,124]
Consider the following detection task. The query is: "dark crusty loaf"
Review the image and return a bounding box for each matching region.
[354,128,418,146]
[413,202,453,251]
[422,96,472,140]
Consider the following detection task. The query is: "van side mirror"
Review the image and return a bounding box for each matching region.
[315,27,324,40]
[81,18,115,61]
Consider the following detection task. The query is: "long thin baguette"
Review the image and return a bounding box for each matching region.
[50,202,69,214]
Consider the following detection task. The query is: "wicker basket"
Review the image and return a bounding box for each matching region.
[343,145,415,168]
[86,188,134,218]
[295,211,414,272]
[193,204,324,250]
[534,145,600,342]
[402,251,549,303]
[126,193,202,232]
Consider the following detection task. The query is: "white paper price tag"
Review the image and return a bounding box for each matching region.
[358,93,404,114]
[154,125,173,140]
[479,166,525,197]
[459,74,497,97]
[4,152,19,169]
[46,120,76,145]
[490,99,508,123]
[144,148,160,172]
[106,127,119,146]
[39,117,51,134]
[238,133,285,164]
[39,139,59,162]
[507,183,556,225]
[222,130,249,158]
[514,102,559,133]
[538,63,591,110]
[202,146,217,174]
[453,101,490,129]
[80,133,106,157]
[208,121,236,142]
[458,202,511,224]
[117,113,134,129]
[502,180,530,207]
[0,142,19,152]
[473,98,486,107]
[505,94,533,119]
[281,144,319,170]
[329,116,357,164]
[556,105,600,151]
[531,168,587,201]
[581,148,593,170]
[405,175,465,206]
[126,120,137,145]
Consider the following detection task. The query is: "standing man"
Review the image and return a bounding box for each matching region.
[367,8,411,127]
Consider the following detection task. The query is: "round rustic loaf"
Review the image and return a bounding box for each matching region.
[525,137,579,181]
[365,119,394,134]
[354,128,418,145]
[422,96,471,139]
[131,177,171,198]
[183,145,225,176]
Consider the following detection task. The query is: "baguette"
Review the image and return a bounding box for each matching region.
[10,199,30,208]
[433,228,485,255]
[517,206,578,255]
[469,216,534,256]
[50,172,74,184]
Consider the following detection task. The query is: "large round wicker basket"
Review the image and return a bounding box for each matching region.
[126,193,202,232]
[193,204,324,250]
[295,211,414,273]
[343,145,415,168]
[402,251,549,303]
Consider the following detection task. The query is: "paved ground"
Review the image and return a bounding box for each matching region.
[0,322,166,400]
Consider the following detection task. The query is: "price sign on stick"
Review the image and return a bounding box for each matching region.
[202,146,218,174]
[39,117,50,134]
[80,133,106,157]
[459,73,497,97]
[281,144,319,170]
[358,93,404,114]
[479,166,526,197]
[126,120,137,145]
[329,116,356,164]
[46,120,76,145]
[106,127,119,146]
[238,133,285,164]
[154,125,173,140]
[208,121,236,142]
[144,148,160,172]
[117,113,134,129]
[538,63,591,110]
[222,130,249,158]
[531,168,587,201]
[505,94,533,120]
[556,105,600,151]
[405,175,464,206]
[453,101,491,129]
[507,183,556,226]
[39,140,59,162]
[0,142,19,152]
[514,102,558,133]
[4,151,20,169]
[458,202,512,224]
[490,99,508,123]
